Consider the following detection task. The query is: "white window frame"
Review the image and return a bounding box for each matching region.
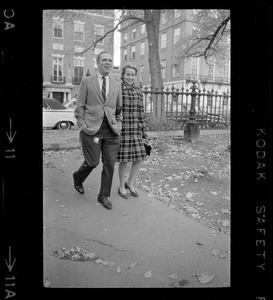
[140,41,145,56]
[52,54,64,81]
[123,48,128,61]
[131,45,136,59]
[161,59,166,79]
[161,32,167,49]
[172,60,179,77]
[208,58,215,81]
[52,18,64,39]
[123,32,128,42]
[191,57,199,79]
[73,56,85,67]
[140,24,146,34]
[94,25,104,45]
[174,9,181,18]
[140,65,144,82]
[74,21,85,42]
[173,27,180,45]
[132,28,136,39]
[161,11,167,24]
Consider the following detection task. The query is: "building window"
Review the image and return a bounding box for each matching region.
[173,27,180,45]
[74,21,84,42]
[140,24,146,34]
[94,25,104,44]
[53,18,63,39]
[174,9,181,18]
[52,56,64,82]
[173,59,180,77]
[223,60,230,82]
[161,11,167,24]
[131,45,136,59]
[140,65,144,83]
[161,60,166,79]
[161,32,167,49]
[123,48,127,61]
[191,57,199,79]
[123,32,128,42]
[140,41,145,56]
[73,57,84,85]
[208,58,215,81]
[132,28,136,39]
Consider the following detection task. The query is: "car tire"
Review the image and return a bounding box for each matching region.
[56,121,71,130]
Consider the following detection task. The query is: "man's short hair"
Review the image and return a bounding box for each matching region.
[96,50,112,64]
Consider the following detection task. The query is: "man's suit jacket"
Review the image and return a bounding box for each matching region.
[74,74,123,136]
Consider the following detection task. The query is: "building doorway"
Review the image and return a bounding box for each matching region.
[52,92,64,103]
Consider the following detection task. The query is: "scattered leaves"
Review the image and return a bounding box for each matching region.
[144,271,152,278]
[168,274,179,280]
[194,272,214,284]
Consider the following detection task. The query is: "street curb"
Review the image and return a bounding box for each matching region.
[43,142,81,150]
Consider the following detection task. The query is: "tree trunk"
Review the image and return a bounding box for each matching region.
[144,10,166,122]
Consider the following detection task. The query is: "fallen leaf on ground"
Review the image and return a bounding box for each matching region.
[108,261,116,267]
[212,249,220,256]
[127,261,138,269]
[71,254,81,260]
[194,272,214,284]
[168,274,179,280]
[221,219,230,227]
[44,278,51,288]
[210,191,218,195]
[144,271,152,278]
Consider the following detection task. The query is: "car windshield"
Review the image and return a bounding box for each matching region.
[43,98,67,110]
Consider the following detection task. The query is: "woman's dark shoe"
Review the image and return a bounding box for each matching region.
[118,188,129,199]
[125,182,139,197]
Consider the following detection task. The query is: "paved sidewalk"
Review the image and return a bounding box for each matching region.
[43,126,229,150]
[43,152,230,288]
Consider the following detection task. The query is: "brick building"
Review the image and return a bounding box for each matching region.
[43,9,116,103]
[119,9,230,93]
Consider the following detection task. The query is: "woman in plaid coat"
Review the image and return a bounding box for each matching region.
[116,63,147,199]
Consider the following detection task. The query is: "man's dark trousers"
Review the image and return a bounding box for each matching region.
[74,116,120,197]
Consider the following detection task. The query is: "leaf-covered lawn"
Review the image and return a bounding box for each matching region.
[131,132,230,233]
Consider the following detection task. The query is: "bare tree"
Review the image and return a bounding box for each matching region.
[174,9,230,67]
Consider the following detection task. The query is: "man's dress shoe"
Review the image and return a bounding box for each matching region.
[73,172,84,194]
[98,195,112,210]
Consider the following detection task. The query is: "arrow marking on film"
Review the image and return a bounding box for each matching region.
[5,246,16,272]
[6,119,17,143]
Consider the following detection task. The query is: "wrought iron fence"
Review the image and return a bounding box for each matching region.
[140,81,231,130]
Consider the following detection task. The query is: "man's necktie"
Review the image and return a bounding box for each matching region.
[102,76,106,102]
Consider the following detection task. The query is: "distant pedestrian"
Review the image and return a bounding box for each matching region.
[116,62,147,199]
[73,51,123,210]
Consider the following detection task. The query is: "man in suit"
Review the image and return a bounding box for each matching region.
[73,51,122,210]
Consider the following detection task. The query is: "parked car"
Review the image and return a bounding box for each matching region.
[63,98,77,109]
[43,97,76,130]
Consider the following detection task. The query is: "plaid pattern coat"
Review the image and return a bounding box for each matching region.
[116,83,147,162]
